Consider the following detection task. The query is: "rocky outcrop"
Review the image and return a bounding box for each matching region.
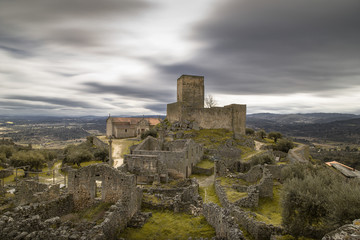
[322,219,360,240]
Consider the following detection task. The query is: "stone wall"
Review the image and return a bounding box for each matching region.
[203,203,244,240]
[236,165,263,182]
[255,169,273,198]
[93,136,109,149]
[142,179,202,215]
[96,189,142,239]
[232,206,284,240]
[126,137,203,180]
[265,165,285,181]
[15,180,49,205]
[214,171,284,239]
[68,164,141,210]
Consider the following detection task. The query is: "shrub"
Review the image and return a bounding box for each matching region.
[273,139,295,153]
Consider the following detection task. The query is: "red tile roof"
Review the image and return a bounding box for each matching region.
[110,117,161,126]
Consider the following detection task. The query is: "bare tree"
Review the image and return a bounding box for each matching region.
[205,95,217,108]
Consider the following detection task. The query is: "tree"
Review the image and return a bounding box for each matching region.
[65,149,94,167]
[268,132,282,143]
[10,151,46,170]
[205,95,217,108]
[257,130,266,139]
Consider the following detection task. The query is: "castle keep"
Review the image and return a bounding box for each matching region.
[167,75,246,136]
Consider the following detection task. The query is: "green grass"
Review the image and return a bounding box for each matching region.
[119,210,216,240]
[247,183,283,226]
[226,189,248,203]
[196,159,214,169]
[217,177,249,203]
[238,146,256,159]
[199,184,221,206]
[185,129,234,149]
[61,202,112,225]
[119,139,140,158]
[80,202,113,223]
[69,160,103,169]
[2,169,24,184]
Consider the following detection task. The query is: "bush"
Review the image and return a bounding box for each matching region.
[250,152,275,165]
[273,139,295,153]
[281,164,360,238]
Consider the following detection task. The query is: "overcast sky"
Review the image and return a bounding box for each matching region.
[1,0,360,116]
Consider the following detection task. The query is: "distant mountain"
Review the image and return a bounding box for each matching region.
[247,113,360,144]
[247,113,359,124]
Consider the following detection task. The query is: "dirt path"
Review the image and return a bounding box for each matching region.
[112,143,123,168]
[254,140,265,151]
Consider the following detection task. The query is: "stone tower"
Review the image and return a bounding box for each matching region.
[177,75,204,109]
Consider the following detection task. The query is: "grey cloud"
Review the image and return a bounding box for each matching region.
[0,45,32,58]
[83,82,173,102]
[159,0,360,96]
[0,100,55,110]
[5,96,98,109]
[144,104,167,113]
[0,0,154,50]
[0,0,153,23]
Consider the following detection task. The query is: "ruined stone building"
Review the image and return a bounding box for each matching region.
[123,136,203,184]
[167,75,247,136]
[68,164,141,210]
[106,117,161,139]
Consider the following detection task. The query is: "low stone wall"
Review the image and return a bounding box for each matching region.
[142,179,202,215]
[95,188,143,239]
[203,203,244,240]
[93,136,109,149]
[236,165,263,182]
[265,165,285,181]
[255,168,273,198]
[12,194,74,221]
[15,180,49,205]
[232,206,284,240]
[235,186,259,208]
[192,165,214,176]
[214,168,284,240]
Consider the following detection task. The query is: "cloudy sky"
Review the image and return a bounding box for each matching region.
[1,0,360,116]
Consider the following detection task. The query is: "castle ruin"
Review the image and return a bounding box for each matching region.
[167,75,246,136]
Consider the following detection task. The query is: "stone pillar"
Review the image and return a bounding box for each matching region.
[108,136,113,167]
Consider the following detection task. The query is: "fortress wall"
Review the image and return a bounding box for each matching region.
[226,104,247,136]
[166,102,183,122]
[187,107,233,129]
